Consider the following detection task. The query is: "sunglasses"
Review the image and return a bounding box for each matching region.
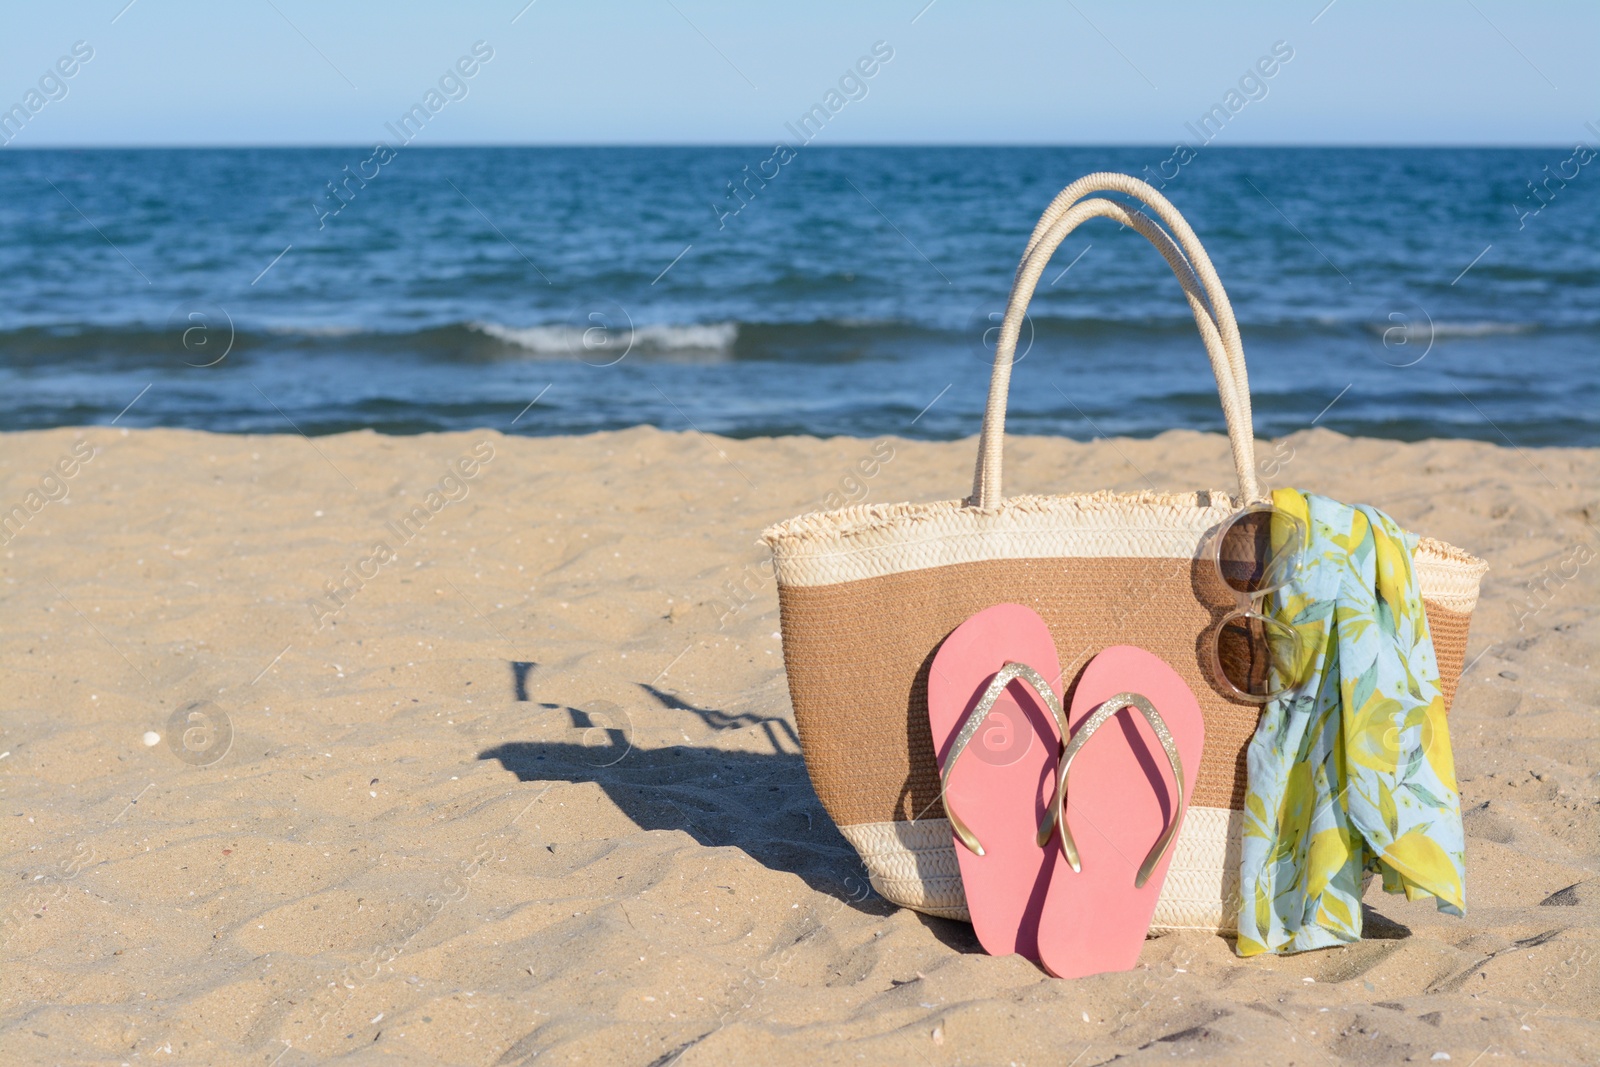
[1206,503,1309,703]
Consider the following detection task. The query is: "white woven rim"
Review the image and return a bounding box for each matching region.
[764,490,1486,611]
[765,490,1232,586]
[1413,535,1491,611]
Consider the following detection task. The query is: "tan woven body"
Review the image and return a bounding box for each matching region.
[761,174,1488,933]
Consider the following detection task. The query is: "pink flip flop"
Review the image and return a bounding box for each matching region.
[1035,645,1204,979]
[928,603,1068,959]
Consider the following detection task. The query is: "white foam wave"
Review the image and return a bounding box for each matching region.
[1427,321,1536,338]
[1363,320,1535,340]
[471,320,738,355]
[265,323,366,337]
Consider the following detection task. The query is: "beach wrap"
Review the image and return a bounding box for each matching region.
[1236,489,1467,956]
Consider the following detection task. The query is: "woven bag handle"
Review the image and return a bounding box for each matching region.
[970,173,1263,508]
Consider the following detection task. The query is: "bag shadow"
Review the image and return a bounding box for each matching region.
[478,726,893,916]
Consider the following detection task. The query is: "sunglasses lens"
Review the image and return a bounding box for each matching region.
[1215,612,1303,701]
[1216,507,1306,595]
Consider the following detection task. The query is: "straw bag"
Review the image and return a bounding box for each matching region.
[762,173,1488,933]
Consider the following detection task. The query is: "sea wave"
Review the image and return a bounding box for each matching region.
[1426,321,1538,338]
[470,320,739,355]
[1360,320,1537,342]
[0,315,1565,368]
[262,323,367,337]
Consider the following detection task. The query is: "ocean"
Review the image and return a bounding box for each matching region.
[1,146,1595,445]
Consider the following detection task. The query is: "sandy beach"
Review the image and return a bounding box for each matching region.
[1,424,1596,1065]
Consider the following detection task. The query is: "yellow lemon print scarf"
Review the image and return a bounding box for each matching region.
[1236,489,1466,956]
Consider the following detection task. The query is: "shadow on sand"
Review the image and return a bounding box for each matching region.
[479,675,988,950]
[477,681,893,912]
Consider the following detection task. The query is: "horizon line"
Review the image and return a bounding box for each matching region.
[0,141,1583,151]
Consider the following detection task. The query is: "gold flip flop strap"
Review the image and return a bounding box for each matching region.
[940,662,1068,857]
[1048,691,1186,888]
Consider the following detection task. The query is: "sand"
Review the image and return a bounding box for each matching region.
[0,423,1596,1065]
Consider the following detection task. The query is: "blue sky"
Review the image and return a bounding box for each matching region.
[2,0,1593,146]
